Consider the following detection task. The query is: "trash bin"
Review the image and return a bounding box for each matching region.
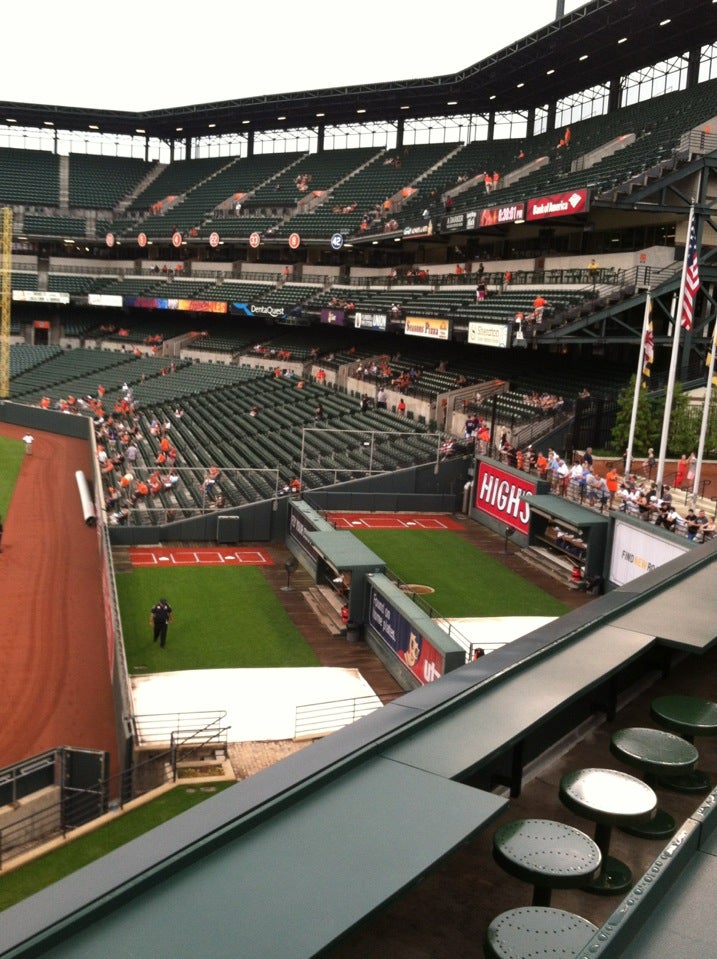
[346,621,362,643]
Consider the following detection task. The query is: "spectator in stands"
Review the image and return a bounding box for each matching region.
[483,172,492,194]
[397,398,406,416]
[376,387,388,410]
[588,258,599,288]
[684,507,700,540]
[555,458,570,495]
[695,509,714,542]
[532,294,549,324]
[492,171,500,191]
[654,502,679,532]
[605,463,620,508]
[675,455,688,489]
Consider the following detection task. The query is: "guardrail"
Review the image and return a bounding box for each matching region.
[0,718,231,870]
[294,696,382,739]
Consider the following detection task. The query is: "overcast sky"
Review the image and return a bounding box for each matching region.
[2,1,588,112]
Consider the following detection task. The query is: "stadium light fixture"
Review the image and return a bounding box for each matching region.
[659,18,671,25]
[400,105,410,110]
[579,54,589,61]
[357,108,366,114]
[516,82,524,88]
[242,120,250,125]
[43,120,54,126]
[89,124,99,131]
[447,100,458,106]
[618,36,627,44]
[546,69,555,75]
[176,127,183,132]
[208,123,216,129]
[489,94,496,100]
[6,117,16,123]
[316,112,325,118]
[277,116,286,121]
[135,128,145,134]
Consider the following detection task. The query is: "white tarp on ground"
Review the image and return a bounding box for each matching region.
[435,616,558,657]
[131,667,381,742]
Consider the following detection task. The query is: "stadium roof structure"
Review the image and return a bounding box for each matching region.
[1,0,716,143]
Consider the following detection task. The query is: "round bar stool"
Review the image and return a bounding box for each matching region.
[492,818,601,906]
[610,727,699,838]
[559,767,656,895]
[650,694,717,792]
[485,906,598,959]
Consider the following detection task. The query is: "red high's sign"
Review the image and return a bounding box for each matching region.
[474,462,535,534]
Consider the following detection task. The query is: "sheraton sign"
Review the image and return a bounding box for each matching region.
[474,462,535,534]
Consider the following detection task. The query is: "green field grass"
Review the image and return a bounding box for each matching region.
[0,436,25,519]
[0,782,234,911]
[353,529,568,617]
[116,566,320,672]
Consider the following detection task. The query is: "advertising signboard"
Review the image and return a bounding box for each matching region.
[474,461,536,535]
[368,586,443,684]
[609,520,688,587]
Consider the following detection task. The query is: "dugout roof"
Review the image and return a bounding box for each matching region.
[1,0,715,141]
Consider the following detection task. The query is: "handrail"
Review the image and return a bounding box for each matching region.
[0,728,230,870]
[294,696,382,739]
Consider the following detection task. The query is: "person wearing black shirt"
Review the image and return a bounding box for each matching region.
[150,598,173,648]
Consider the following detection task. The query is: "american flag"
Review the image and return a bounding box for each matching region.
[680,212,700,331]
[642,300,654,388]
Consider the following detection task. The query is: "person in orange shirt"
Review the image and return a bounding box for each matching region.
[532,294,549,324]
[605,463,620,508]
[536,451,548,477]
[484,172,492,194]
[492,171,500,190]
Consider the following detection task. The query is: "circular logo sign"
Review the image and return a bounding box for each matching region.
[249,232,261,249]
[209,231,220,248]
[105,233,115,248]
[137,232,147,248]
[172,231,183,248]
[330,233,344,251]
[289,232,301,250]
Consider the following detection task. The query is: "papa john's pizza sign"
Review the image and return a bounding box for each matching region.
[474,461,535,535]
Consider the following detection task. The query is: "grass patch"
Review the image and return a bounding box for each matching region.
[0,436,25,519]
[116,565,319,671]
[0,781,234,912]
[353,529,568,617]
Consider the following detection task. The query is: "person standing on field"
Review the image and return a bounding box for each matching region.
[150,598,173,648]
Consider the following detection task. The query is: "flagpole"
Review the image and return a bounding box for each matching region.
[692,318,717,508]
[625,292,651,477]
[655,205,695,492]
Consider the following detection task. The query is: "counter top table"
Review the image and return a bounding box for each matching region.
[610,727,699,838]
[485,906,599,959]
[492,818,602,906]
[650,694,717,792]
[559,767,656,895]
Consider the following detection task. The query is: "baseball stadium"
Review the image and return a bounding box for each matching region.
[2,2,717,956]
